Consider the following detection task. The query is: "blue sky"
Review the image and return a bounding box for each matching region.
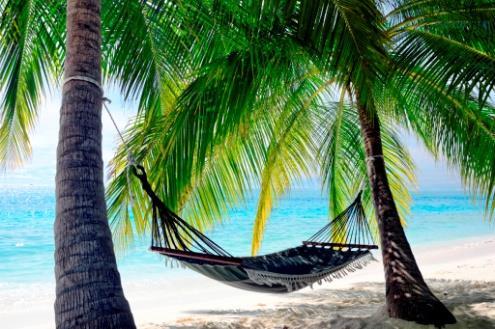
[0,90,464,191]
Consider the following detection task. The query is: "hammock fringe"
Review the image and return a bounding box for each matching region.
[163,256,187,269]
[244,252,376,292]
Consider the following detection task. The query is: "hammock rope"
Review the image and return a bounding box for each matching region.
[132,165,378,293]
[306,191,375,248]
[133,166,233,257]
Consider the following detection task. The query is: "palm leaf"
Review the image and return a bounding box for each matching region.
[318,91,416,233]
[0,0,64,167]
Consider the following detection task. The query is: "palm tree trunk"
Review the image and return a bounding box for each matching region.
[54,0,136,328]
[357,100,456,327]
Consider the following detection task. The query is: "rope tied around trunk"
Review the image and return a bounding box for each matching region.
[366,155,384,163]
[63,75,103,94]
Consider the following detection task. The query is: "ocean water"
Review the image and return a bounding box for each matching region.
[0,187,493,286]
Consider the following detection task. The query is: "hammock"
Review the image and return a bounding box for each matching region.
[133,166,378,293]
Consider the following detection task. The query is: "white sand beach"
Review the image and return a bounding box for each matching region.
[135,236,495,329]
[4,235,495,329]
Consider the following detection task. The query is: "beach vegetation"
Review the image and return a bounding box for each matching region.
[0,0,493,327]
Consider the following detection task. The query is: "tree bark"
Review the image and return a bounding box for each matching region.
[357,99,456,328]
[54,1,136,328]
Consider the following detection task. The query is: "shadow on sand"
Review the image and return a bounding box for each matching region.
[145,279,495,329]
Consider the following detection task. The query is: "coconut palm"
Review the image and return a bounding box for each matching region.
[107,0,495,327]
[0,0,205,327]
[53,1,138,327]
[0,0,138,326]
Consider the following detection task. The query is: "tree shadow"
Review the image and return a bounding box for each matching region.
[155,280,495,329]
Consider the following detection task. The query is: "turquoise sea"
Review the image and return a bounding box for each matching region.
[0,186,494,286]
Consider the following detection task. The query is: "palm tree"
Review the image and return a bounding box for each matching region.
[107,0,495,327]
[0,0,203,327]
[53,1,136,327]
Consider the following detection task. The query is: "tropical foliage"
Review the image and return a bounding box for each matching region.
[1,0,494,255]
[104,0,495,255]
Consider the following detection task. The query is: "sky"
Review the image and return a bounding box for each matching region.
[0,89,464,192]
[0,88,135,187]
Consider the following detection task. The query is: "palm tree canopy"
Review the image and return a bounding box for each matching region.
[1,0,494,254]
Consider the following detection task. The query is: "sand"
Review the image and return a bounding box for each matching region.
[136,236,495,329]
[2,236,495,329]
[138,280,495,329]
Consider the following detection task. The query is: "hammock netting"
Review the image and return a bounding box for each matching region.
[133,166,378,293]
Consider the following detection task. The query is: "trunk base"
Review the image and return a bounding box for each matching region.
[388,290,456,328]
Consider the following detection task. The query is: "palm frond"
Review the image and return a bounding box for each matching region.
[318,92,416,232]
[103,0,202,119]
[250,76,325,255]
[389,0,495,105]
[292,0,389,100]
[0,0,64,167]
[387,68,495,220]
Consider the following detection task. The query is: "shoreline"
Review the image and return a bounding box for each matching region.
[2,234,494,328]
